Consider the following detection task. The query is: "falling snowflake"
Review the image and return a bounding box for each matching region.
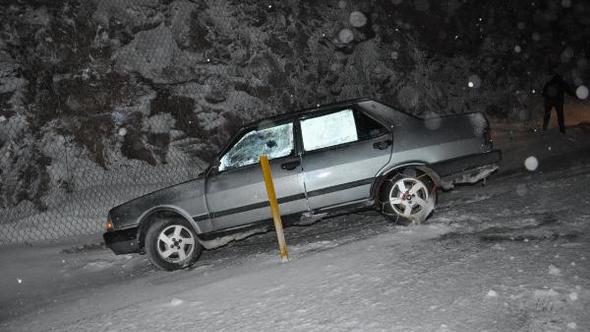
[338,28,354,44]
[524,156,538,171]
[349,11,367,28]
[118,128,127,136]
[575,85,588,99]
[514,45,522,53]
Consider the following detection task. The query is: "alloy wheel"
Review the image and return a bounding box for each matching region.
[156,225,196,263]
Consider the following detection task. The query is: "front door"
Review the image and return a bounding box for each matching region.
[205,121,307,231]
[299,108,392,210]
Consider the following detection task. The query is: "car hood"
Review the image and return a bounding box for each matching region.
[109,176,207,230]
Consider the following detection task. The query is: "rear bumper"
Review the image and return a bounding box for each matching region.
[432,150,501,178]
[432,150,501,189]
[103,228,140,255]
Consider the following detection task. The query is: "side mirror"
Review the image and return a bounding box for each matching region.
[205,158,221,176]
[212,158,221,168]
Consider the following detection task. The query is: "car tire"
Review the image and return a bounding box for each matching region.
[379,169,437,225]
[144,218,202,271]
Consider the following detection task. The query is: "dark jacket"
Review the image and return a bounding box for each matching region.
[542,75,574,103]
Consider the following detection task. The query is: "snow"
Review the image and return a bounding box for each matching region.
[548,264,562,276]
[1,123,590,331]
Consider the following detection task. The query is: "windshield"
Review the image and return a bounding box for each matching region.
[218,123,294,171]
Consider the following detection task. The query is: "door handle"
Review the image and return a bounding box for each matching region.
[281,160,300,170]
[373,139,392,150]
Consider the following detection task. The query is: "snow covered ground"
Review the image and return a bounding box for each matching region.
[1,125,590,331]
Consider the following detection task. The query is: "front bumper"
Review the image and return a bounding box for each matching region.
[103,228,140,255]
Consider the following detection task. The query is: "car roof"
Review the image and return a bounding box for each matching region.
[241,97,373,129]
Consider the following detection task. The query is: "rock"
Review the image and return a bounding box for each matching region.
[169,0,199,49]
[113,23,194,83]
[204,79,228,104]
[121,127,157,165]
[93,0,163,31]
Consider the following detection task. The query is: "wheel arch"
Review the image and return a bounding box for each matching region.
[136,206,203,250]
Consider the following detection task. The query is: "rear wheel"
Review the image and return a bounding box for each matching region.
[379,169,437,225]
[144,218,202,271]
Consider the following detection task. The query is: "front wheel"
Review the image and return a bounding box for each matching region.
[379,169,437,225]
[144,218,202,271]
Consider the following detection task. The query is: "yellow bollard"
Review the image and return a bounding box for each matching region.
[259,155,289,263]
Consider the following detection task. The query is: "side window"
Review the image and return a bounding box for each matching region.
[300,109,358,151]
[219,123,294,171]
[354,111,388,140]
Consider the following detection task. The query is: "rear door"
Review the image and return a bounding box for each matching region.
[299,107,393,210]
[205,120,307,230]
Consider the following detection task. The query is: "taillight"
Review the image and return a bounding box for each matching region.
[484,128,495,142]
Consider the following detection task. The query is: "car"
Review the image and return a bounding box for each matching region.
[103,98,501,270]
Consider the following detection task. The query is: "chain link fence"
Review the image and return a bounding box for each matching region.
[0,116,206,245]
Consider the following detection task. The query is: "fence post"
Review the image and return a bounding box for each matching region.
[259,155,289,263]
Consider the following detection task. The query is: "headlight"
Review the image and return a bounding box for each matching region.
[105,216,114,231]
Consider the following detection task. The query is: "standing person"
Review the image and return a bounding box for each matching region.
[542,74,574,134]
